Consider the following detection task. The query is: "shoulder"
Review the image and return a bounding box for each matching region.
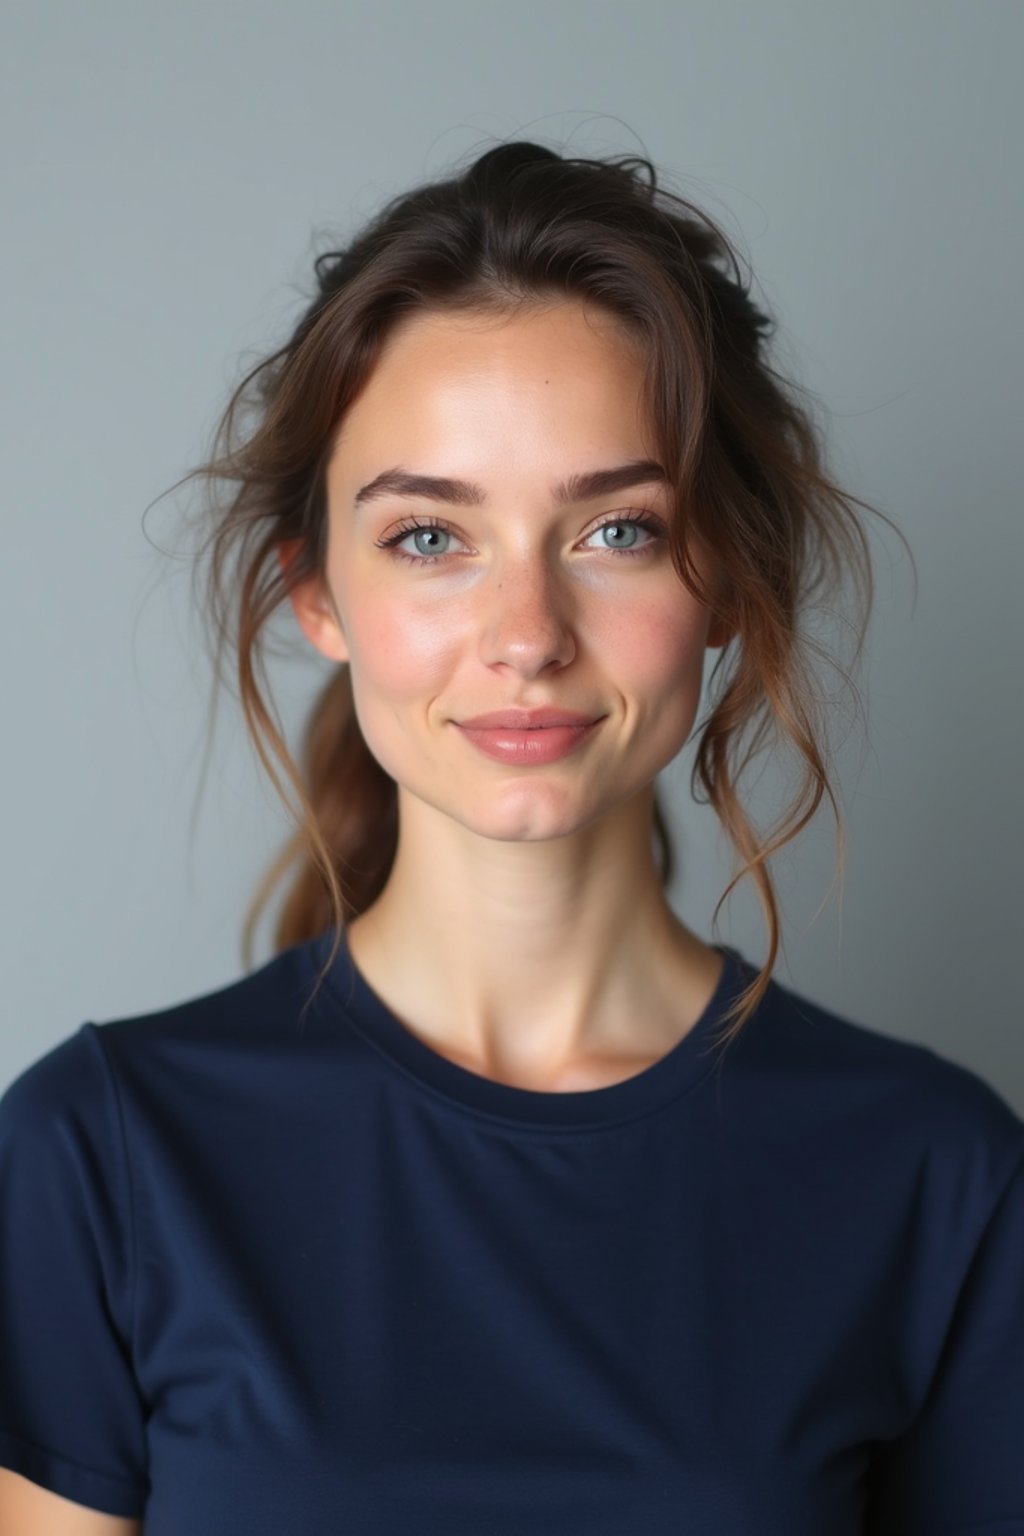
[0,1027,97,1163]
[732,959,1024,1188]
[1,937,321,1132]
[98,935,317,1049]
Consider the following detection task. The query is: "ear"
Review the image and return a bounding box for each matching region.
[277,540,349,664]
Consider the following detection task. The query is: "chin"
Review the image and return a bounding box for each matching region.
[401,782,598,843]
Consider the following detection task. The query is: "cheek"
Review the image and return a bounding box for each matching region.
[344,590,458,697]
[601,593,709,698]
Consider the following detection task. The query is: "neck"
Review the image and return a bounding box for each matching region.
[343,785,723,1088]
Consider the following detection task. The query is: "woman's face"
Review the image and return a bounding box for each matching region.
[292,297,725,844]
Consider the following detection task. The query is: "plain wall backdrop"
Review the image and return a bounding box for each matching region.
[1,0,1021,1111]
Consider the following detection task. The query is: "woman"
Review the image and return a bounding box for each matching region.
[1,141,1021,1534]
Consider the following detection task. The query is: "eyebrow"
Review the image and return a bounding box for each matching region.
[353,458,668,510]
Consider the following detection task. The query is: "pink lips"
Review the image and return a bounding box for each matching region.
[454,708,603,765]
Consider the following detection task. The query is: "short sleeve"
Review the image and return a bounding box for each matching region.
[0,1025,149,1518]
[867,1143,1024,1534]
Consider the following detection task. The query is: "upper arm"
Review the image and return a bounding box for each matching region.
[864,1146,1024,1532]
[0,1467,142,1535]
[0,1032,149,1520]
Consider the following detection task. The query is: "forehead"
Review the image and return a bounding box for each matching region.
[330,298,655,469]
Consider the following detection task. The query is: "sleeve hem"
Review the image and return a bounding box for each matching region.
[0,1426,147,1519]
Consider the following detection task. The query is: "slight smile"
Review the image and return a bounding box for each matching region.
[453,715,605,765]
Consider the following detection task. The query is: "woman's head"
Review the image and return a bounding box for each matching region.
[286,296,727,854]
[187,139,899,1044]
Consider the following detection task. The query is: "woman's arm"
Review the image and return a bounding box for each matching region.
[0,1468,142,1536]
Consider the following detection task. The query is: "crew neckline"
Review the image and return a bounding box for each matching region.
[305,927,753,1131]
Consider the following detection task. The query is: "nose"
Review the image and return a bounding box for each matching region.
[477,555,577,677]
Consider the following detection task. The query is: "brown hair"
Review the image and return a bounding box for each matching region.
[179,139,909,1049]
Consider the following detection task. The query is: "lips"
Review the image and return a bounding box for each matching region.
[455,716,602,765]
[457,708,599,730]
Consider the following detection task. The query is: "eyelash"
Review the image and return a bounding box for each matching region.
[374,513,667,566]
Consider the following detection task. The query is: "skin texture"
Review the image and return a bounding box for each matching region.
[0,1467,141,1533]
[287,297,731,1090]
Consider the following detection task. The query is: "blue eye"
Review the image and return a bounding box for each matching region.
[584,519,657,553]
[383,523,456,561]
[376,514,666,565]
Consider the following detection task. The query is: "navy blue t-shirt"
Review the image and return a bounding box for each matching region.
[1,931,1022,1533]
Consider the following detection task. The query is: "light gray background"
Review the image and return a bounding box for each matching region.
[2,1,1021,1112]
